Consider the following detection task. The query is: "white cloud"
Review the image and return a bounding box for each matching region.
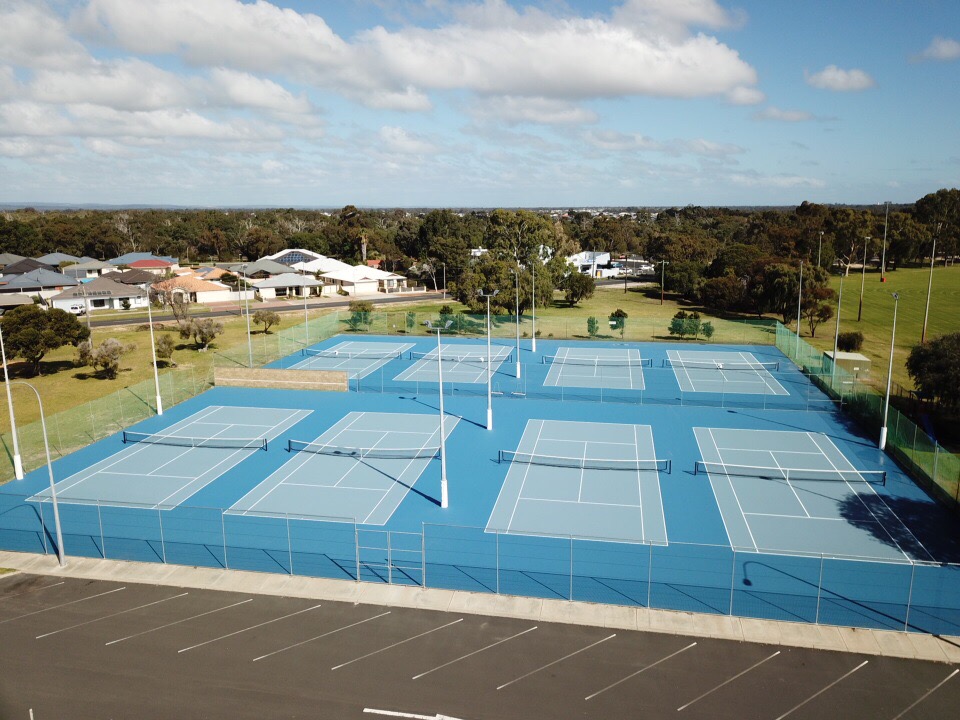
[727,172,825,188]
[585,129,661,151]
[0,1,90,70]
[805,65,875,92]
[677,138,744,158]
[0,66,20,101]
[378,126,439,155]
[30,59,193,111]
[754,106,814,122]
[725,85,765,105]
[0,136,72,158]
[913,36,960,62]
[206,68,313,115]
[472,97,598,125]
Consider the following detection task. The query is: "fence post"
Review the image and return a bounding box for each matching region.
[569,536,574,601]
[932,444,940,488]
[286,513,293,576]
[221,510,228,569]
[728,549,737,615]
[38,498,48,555]
[904,562,917,632]
[97,499,105,558]
[157,507,166,564]
[495,531,500,595]
[647,542,653,608]
[355,525,361,582]
[815,555,824,624]
[421,524,426,588]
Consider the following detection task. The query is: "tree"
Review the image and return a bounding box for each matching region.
[801,286,835,338]
[0,304,90,376]
[698,274,745,311]
[405,311,416,333]
[609,309,628,339]
[702,321,715,340]
[668,310,704,339]
[587,316,599,337]
[150,285,191,327]
[252,310,281,334]
[837,332,864,352]
[75,338,135,379]
[179,318,223,350]
[906,333,960,409]
[155,333,176,366]
[663,260,704,299]
[346,300,374,332]
[562,272,595,306]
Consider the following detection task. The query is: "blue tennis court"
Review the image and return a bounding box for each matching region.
[667,349,788,395]
[543,347,648,390]
[487,419,667,544]
[393,343,513,383]
[229,411,458,525]
[289,340,413,378]
[28,406,310,509]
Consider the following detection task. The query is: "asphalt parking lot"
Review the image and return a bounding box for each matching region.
[0,573,956,719]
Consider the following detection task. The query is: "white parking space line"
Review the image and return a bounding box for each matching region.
[0,580,65,602]
[36,592,189,639]
[0,586,126,626]
[412,626,538,680]
[676,650,780,711]
[584,641,697,701]
[773,660,868,720]
[332,618,464,671]
[178,603,323,653]
[497,633,616,691]
[105,598,254,646]
[889,669,958,720]
[253,611,391,662]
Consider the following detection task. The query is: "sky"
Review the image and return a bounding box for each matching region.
[0,0,958,208]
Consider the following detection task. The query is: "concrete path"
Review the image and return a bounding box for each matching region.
[2,550,957,665]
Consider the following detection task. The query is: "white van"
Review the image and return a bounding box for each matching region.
[67,303,86,315]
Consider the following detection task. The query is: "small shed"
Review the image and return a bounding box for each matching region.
[823,351,871,379]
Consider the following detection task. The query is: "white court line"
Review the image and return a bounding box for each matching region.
[0,581,65,602]
[0,586,126,626]
[584,641,697,701]
[506,420,547,532]
[768,451,811,519]
[889,668,959,720]
[253,611,391,662]
[743,512,841,520]
[178,603,322,653]
[331,618,463,670]
[708,428,759,552]
[36,592,189,639]
[105,598,254,646]
[676,650,780,711]
[521,497,642,508]
[412,626,538,680]
[497,633,616,691]
[692,429,736,549]
[772,660,868,720]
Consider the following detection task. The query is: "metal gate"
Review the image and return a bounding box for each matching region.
[355,528,424,586]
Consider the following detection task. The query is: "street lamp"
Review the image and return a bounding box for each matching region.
[510,267,521,379]
[239,263,253,368]
[921,224,940,345]
[880,202,891,281]
[795,261,803,358]
[831,273,845,389]
[658,260,669,305]
[879,292,900,450]
[424,320,453,508]
[477,289,499,431]
[145,293,163,415]
[857,236,869,322]
[11,381,65,566]
[0,324,23,479]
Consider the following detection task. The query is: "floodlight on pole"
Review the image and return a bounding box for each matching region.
[240,263,253,368]
[0,325,23,479]
[424,319,453,508]
[477,289,499,431]
[831,273,845,389]
[921,224,939,345]
[511,267,521,379]
[795,261,803,358]
[11,381,65,566]
[817,231,824,267]
[530,260,537,352]
[658,260,669,305]
[879,292,900,450]
[145,296,163,415]
[857,236,869,322]
[880,202,890,281]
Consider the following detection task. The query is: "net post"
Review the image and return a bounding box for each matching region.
[665,460,672,475]
[262,438,268,452]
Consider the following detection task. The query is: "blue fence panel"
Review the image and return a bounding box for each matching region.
[223,513,291,574]
[731,552,822,623]
[424,524,498,593]
[650,543,734,615]
[161,506,226,569]
[0,493,45,554]
[99,504,164,563]
[41,500,103,559]
[817,558,913,630]
[572,539,650,606]
[497,533,571,600]
[290,518,357,581]
[905,563,960,636]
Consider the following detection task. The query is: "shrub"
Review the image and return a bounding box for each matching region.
[837,331,864,352]
[587,316,599,337]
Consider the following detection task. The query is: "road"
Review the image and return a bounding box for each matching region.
[1,574,956,719]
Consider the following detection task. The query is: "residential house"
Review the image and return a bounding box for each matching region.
[0,253,26,273]
[0,294,34,315]
[319,265,415,296]
[109,252,178,266]
[101,268,158,291]
[152,276,251,304]
[0,269,79,302]
[62,259,115,280]
[568,251,620,277]
[253,272,325,300]
[126,258,176,275]
[1,258,57,277]
[49,276,148,313]
[35,252,83,266]
[228,258,292,279]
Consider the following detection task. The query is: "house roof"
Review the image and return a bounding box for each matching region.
[294,256,353,274]
[195,266,228,280]
[228,259,292,276]
[0,293,34,307]
[2,258,57,276]
[254,272,324,289]
[0,268,79,290]
[320,265,404,283]
[262,248,326,264]
[128,258,173,269]
[49,276,146,302]
[153,276,229,294]
[63,259,114,272]
[35,252,81,265]
[0,253,26,266]
[109,252,178,266]
[102,269,158,285]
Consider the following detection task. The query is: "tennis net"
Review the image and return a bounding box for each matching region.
[663,359,780,372]
[122,431,268,451]
[542,355,652,368]
[410,351,513,364]
[287,439,440,460]
[499,450,671,473]
[301,348,403,360]
[694,461,885,485]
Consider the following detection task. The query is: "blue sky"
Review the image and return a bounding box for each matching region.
[0,0,957,207]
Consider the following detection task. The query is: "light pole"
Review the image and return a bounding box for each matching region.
[511,267,521,379]
[11,381,65,566]
[442,263,447,301]
[240,263,253,368]
[817,231,824,267]
[880,202,890,281]
[80,282,92,338]
[530,260,537,353]
[424,320,453,508]
[831,273,845,388]
[477,289,499,431]
[0,325,23,479]
[857,236,869,322]
[879,292,900,450]
[795,261,803,357]
[658,260,669,305]
[921,224,940,344]
[145,294,163,415]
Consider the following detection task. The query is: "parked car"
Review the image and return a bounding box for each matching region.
[66,303,86,315]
